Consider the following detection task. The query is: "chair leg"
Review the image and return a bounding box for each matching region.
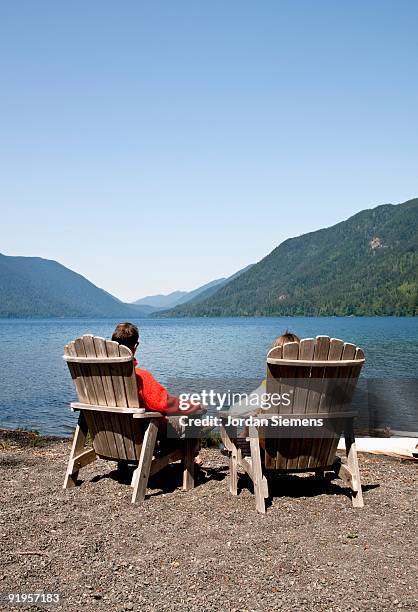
[249,426,266,514]
[220,422,234,452]
[230,446,238,495]
[183,438,197,491]
[262,475,269,498]
[221,422,238,495]
[131,420,158,503]
[63,412,92,489]
[345,426,364,508]
[131,465,139,489]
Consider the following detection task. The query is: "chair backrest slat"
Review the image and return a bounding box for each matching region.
[314,335,330,360]
[342,342,356,360]
[328,338,344,361]
[82,335,117,457]
[73,337,98,404]
[83,335,108,406]
[105,340,139,458]
[93,336,117,406]
[64,341,89,403]
[120,345,141,408]
[105,340,130,407]
[298,338,315,360]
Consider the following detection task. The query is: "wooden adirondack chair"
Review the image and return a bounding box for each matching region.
[63,335,198,502]
[220,336,365,513]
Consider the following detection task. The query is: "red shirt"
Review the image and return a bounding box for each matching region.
[134,360,200,415]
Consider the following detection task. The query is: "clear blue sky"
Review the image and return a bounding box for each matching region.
[1,1,417,301]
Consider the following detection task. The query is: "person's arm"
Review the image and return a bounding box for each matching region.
[137,369,201,415]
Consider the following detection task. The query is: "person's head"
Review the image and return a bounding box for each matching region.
[271,331,300,349]
[111,322,139,354]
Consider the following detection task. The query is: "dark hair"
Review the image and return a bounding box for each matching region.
[271,331,300,349]
[111,322,139,352]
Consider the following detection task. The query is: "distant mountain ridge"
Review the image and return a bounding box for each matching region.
[133,278,225,309]
[134,265,253,310]
[156,198,418,317]
[0,254,152,318]
[133,290,188,309]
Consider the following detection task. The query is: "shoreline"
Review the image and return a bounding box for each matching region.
[1,427,417,460]
[0,427,67,446]
[1,314,417,320]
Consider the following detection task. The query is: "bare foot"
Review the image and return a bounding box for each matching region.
[194,454,203,467]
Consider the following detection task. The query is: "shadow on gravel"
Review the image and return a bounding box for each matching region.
[88,462,228,496]
[0,456,28,469]
[238,472,379,508]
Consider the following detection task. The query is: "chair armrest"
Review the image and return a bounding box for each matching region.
[71,402,149,415]
[218,411,357,419]
[133,410,206,419]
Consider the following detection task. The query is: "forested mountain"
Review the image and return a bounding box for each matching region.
[0,254,153,318]
[157,199,418,317]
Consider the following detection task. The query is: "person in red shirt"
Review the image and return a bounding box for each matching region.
[111,322,203,462]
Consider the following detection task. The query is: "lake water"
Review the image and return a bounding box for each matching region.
[0,317,417,436]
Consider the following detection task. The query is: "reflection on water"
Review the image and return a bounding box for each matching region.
[0,316,417,436]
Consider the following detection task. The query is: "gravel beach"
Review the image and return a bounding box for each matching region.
[1,436,417,612]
